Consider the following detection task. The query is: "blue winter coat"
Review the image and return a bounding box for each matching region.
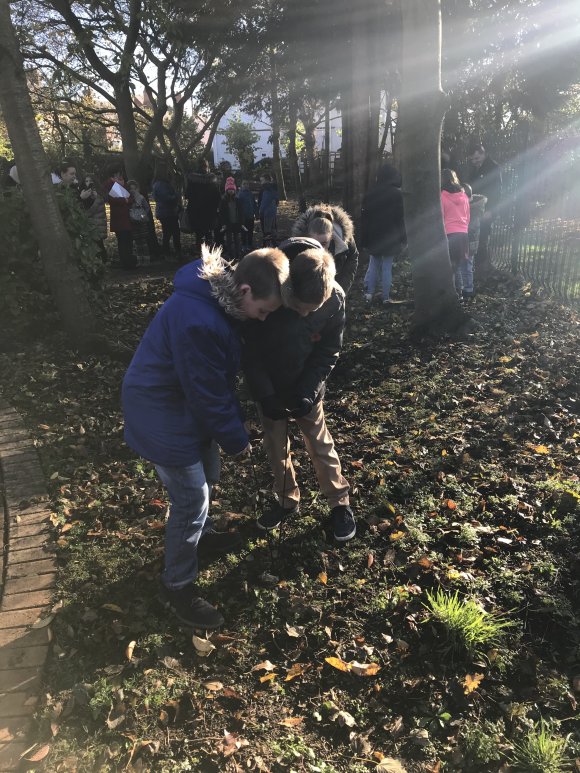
[258,182,279,218]
[238,188,258,220]
[122,260,249,466]
[153,180,179,219]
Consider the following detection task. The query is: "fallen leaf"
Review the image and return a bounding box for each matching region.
[31,614,55,629]
[417,556,433,569]
[192,634,216,657]
[285,622,305,638]
[203,680,224,691]
[350,661,381,677]
[279,716,304,727]
[334,710,356,727]
[389,530,406,542]
[259,672,276,683]
[252,660,275,672]
[285,663,309,681]
[221,730,249,758]
[463,672,484,694]
[20,744,51,763]
[367,553,374,568]
[126,640,136,661]
[529,444,550,454]
[445,499,457,510]
[376,758,408,773]
[325,656,351,672]
[101,603,124,614]
[318,571,328,585]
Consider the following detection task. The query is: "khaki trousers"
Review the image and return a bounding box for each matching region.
[259,400,350,510]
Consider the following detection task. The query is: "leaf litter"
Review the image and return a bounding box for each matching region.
[2,262,579,770]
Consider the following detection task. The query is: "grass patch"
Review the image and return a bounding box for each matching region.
[425,588,515,656]
[511,721,569,773]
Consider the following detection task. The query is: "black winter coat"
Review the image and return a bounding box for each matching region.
[242,283,345,406]
[360,176,406,257]
[186,172,221,232]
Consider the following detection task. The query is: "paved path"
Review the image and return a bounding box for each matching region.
[0,398,56,771]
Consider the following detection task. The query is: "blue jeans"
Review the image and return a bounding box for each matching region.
[364,255,394,300]
[155,441,221,590]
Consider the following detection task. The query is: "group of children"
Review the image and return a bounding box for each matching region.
[218,174,280,262]
[122,202,358,629]
[121,160,488,630]
[441,168,487,301]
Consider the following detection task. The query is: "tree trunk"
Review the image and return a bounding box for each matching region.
[0,1,98,347]
[115,80,142,182]
[287,95,303,200]
[398,0,465,335]
[324,100,331,200]
[302,121,318,187]
[269,59,286,201]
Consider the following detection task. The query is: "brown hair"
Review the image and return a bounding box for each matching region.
[233,248,289,300]
[288,248,335,305]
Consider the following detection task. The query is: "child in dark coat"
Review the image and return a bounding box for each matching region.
[360,164,406,304]
[238,180,258,250]
[219,177,244,261]
[243,237,355,543]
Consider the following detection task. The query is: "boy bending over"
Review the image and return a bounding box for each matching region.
[243,237,355,542]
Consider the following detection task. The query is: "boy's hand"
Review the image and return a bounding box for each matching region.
[235,443,252,457]
[288,396,313,418]
[260,395,288,420]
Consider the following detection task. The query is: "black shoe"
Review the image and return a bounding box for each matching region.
[331,505,356,542]
[257,501,299,531]
[200,528,242,554]
[159,583,224,629]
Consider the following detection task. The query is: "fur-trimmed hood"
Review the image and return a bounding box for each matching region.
[292,204,355,249]
[196,244,244,320]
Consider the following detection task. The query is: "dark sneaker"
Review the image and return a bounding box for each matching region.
[159,583,224,629]
[257,501,299,531]
[331,505,356,542]
[200,528,242,554]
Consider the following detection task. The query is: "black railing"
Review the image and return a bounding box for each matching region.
[491,214,580,303]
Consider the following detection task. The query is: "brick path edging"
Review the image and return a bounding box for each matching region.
[0,398,56,771]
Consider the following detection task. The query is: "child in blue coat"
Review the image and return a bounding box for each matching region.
[122,245,289,628]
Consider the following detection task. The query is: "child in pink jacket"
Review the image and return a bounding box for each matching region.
[441,168,470,298]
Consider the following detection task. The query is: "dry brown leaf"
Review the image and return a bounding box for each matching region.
[349,661,381,677]
[259,672,276,683]
[191,634,216,657]
[101,603,124,613]
[126,640,136,661]
[463,672,484,694]
[252,660,275,672]
[278,716,304,727]
[529,443,550,454]
[445,499,457,510]
[325,656,351,672]
[367,553,374,568]
[318,571,328,585]
[376,758,408,773]
[417,556,433,569]
[285,663,309,681]
[20,744,51,763]
[203,680,224,691]
[31,613,55,629]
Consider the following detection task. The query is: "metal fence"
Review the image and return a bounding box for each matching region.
[491,215,580,303]
[488,157,580,303]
